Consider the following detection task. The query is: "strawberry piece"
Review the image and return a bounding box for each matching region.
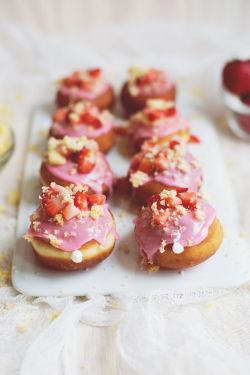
[64,71,81,86]
[179,192,197,208]
[169,140,180,149]
[240,92,250,106]
[147,194,161,208]
[80,112,102,128]
[62,203,80,220]
[154,157,166,172]
[145,109,163,122]
[78,158,95,174]
[77,148,95,174]
[164,107,176,117]
[223,59,250,95]
[43,195,65,217]
[88,68,101,77]
[138,158,154,174]
[173,186,188,193]
[53,108,67,122]
[87,194,106,206]
[188,134,201,144]
[152,211,169,225]
[165,195,182,207]
[74,191,88,210]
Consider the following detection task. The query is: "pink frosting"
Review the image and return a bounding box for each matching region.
[129,152,203,192]
[45,153,114,194]
[28,205,116,252]
[58,82,109,101]
[134,199,216,261]
[130,113,190,144]
[50,115,114,139]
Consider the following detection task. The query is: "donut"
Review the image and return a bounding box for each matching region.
[56,68,115,110]
[127,99,190,151]
[121,67,176,115]
[25,183,117,271]
[40,136,114,195]
[128,140,203,205]
[134,190,223,269]
[50,101,115,153]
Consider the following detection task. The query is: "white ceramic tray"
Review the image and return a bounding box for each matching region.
[12,94,250,296]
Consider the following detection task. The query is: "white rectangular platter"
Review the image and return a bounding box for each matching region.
[12,92,250,296]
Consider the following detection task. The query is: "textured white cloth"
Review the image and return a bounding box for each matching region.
[0,21,250,375]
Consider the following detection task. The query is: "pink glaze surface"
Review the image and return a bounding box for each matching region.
[132,80,174,97]
[129,152,203,192]
[50,115,114,139]
[28,205,116,252]
[130,113,190,143]
[45,153,114,194]
[58,82,109,101]
[134,199,216,261]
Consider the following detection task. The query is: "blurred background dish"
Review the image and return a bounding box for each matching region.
[0,123,15,170]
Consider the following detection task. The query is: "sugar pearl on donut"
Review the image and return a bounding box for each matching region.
[172,242,184,254]
[71,250,83,263]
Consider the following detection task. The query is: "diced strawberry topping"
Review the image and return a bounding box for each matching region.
[145,109,164,122]
[188,134,201,144]
[74,191,88,210]
[164,107,176,117]
[173,186,188,193]
[179,192,197,208]
[152,211,169,225]
[64,71,81,86]
[165,195,182,207]
[87,194,106,206]
[87,68,101,77]
[80,112,102,128]
[76,148,95,174]
[169,139,180,149]
[222,59,250,95]
[77,158,95,174]
[145,107,176,122]
[154,157,167,173]
[138,158,154,174]
[62,202,80,220]
[42,195,65,218]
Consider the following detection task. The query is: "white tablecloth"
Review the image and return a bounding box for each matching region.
[0,21,250,375]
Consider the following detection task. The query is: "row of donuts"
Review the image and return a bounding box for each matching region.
[25,66,223,271]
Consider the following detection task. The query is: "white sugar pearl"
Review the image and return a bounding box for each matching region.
[71,250,83,263]
[172,242,184,254]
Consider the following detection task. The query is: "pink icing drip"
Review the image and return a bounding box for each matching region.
[129,152,203,192]
[50,116,113,139]
[131,113,190,143]
[59,82,109,100]
[134,199,216,261]
[45,153,114,194]
[28,205,116,252]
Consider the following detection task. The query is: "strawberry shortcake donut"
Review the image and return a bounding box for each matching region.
[40,136,114,195]
[25,183,117,270]
[128,140,203,205]
[127,99,190,150]
[50,101,115,153]
[134,190,223,269]
[121,67,176,115]
[56,68,115,110]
